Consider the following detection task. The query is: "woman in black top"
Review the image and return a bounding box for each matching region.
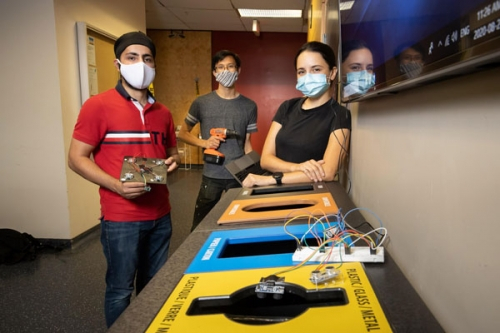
[243,41,351,187]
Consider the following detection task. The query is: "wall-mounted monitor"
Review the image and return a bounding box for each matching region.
[338,0,500,102]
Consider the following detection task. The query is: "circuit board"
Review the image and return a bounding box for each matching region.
[119,156,167,185]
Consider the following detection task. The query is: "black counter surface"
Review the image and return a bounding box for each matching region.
[108,182,444,333]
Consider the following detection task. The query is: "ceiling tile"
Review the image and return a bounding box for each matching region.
[153,0,233,10]
[168,8,242,24]
[231,0,307,10]
[145,0,309,33]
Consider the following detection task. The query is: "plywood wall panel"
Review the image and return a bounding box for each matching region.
[148,30,212,165]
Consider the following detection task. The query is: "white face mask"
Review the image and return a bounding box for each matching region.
[117,60,155,90]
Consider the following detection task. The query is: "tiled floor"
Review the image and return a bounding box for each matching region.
[0,167,203,333]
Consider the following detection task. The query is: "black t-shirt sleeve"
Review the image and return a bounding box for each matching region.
[272,97,304,125]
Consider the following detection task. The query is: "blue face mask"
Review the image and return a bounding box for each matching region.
[296,73,330,98]
[344,70,375,96]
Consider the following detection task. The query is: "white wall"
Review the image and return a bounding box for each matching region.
[0,0,69,238]
[349,67,500,333]
[0,0,146,239]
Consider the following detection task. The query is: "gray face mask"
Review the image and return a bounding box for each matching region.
[215,70,239,87]
[400,63,423,79]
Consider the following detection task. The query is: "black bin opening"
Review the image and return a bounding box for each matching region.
[187,284,348,325]
[250,184,314,196]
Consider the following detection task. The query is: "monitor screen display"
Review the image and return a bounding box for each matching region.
[339,0,500,101]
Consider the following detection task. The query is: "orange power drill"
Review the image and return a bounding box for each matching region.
[203,128,238,165]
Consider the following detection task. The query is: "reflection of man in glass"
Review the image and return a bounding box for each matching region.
[396,43,425,79]
[341,40,375,98]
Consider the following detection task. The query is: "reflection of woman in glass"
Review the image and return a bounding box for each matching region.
[395,43,425,79]
[341,40,375,98]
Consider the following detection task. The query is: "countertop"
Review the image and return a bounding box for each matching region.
[109,182,444,333]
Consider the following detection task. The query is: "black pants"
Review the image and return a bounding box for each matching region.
[191,175,240,231]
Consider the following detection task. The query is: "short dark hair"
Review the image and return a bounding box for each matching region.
[341,40,371,63]
[394,43,425,62]
[295,41,336,70]
[212,50,241,70]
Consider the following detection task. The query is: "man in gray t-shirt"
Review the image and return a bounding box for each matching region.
[178,50,258,231]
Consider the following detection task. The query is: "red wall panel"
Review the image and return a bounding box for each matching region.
[212,31,307,153]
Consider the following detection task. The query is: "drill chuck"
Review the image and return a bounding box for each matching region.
[225,129,238,137]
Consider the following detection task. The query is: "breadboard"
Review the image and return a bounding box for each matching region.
[292,246,384,263]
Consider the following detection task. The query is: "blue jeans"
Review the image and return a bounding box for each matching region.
[192,176,240,231]
[100,213,172,327]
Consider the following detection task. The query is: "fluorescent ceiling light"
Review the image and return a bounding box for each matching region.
[238,9,302,18]
[340,1,355,11]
